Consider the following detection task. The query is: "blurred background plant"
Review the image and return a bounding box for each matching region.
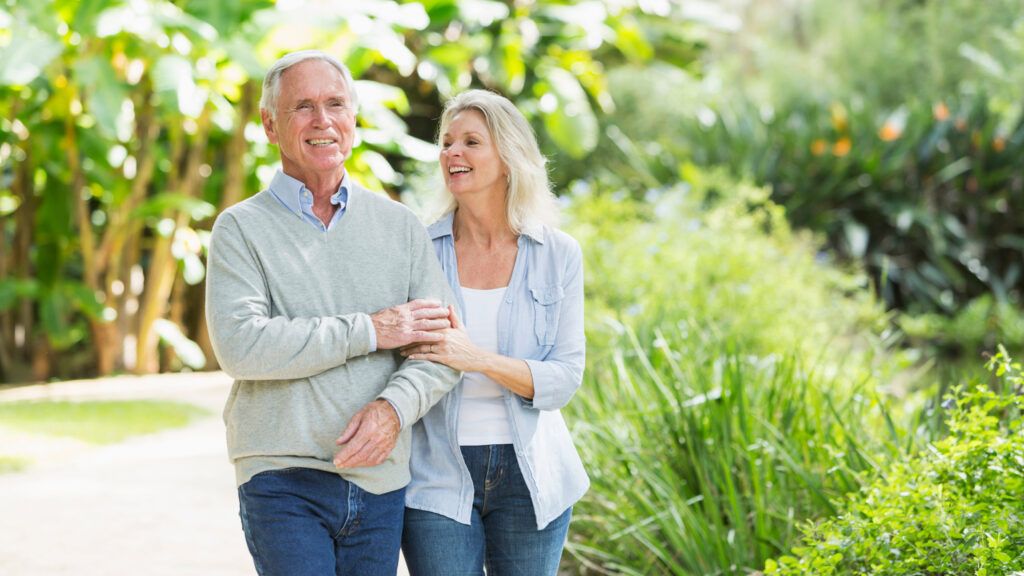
[2,0,1023,573]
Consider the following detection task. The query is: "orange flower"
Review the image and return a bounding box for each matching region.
[933,102,950,121]
[879,121,902,142]
[810,139,828,156]
[832,137,852,157]
[993,137,1006,152]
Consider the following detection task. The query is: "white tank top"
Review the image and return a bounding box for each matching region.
[457,285,514,446]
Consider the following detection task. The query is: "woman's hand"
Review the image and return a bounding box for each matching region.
[400,305,488,372]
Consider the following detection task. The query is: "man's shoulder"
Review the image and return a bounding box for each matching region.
[217,190,274,220]
[349,184,421,226]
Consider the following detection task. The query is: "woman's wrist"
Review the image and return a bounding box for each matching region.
[468,349,497,373]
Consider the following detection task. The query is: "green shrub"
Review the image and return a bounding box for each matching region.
[582,0,1024,359]
[565,166,892,371]
[563,169,912,573]
[765,347,1024,575]
[567,332,904,575]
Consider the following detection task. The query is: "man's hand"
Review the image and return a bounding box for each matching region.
[371,299,451,350]
[333,400,401,468]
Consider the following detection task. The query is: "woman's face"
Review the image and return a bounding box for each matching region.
[440,109,507,201]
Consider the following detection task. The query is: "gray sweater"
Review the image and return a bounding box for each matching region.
[205,183,459,493]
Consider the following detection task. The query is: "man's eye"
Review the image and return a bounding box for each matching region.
[297,103,313,110]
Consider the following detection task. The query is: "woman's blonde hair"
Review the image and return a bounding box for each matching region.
[436,89,559,232]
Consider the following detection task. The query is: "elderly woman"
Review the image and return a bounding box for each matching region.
[399,89,589,575]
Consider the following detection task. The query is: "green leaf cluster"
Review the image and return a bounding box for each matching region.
[765,347,1024,575]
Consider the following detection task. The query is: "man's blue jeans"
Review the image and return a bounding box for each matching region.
[238,467,405,576]
[402,444,572,576]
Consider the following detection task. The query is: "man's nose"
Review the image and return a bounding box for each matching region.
[311,105,330,126]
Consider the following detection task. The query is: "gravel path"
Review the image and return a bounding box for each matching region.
[0,372,410,576]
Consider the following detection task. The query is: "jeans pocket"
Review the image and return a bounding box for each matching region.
[530,284,565,346]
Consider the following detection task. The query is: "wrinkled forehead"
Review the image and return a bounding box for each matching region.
[279,61,351,101]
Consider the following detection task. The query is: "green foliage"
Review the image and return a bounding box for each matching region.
[566,166,891,367]
[584,0,1024,359]
[0,400,208,444]
[0,455,30,474]
[766,348,1024,575]
[902,295,1024,356]
[563,168,910,574]
[0,0,703,380]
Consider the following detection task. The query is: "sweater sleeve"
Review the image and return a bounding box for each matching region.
[522,239,586,411]
[376,217,461,429]
[205,212,375,380]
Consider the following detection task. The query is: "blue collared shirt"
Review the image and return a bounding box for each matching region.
[405,212,590,529]
[269,169,349,232]
[266,169,376,354]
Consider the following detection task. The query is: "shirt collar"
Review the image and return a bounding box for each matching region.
[427,211,546,244]
[269,169,350,217]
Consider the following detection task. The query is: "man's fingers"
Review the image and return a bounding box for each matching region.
[410,331,444,343]
[335,410,365,445]
[412,306,450,320]
[415,318,451,331]
[405,299,442,311]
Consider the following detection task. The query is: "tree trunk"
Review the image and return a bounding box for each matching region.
[13,144,35,378]
[135,111,211,373]
[0,195,10,381]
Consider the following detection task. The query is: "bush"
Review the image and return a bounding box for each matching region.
[583,0,1024,359]
[565,166,892,370]
[563,169,911,574]
[765,347,1024,575]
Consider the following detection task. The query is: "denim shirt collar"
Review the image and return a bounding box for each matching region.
[427,211,546,244]
[269,169,350,218]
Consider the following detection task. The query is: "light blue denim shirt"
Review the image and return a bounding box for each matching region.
[406,212,589,530]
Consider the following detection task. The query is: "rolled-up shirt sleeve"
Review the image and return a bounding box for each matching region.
[522,241,585,411]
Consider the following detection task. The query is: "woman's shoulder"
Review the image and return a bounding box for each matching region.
[534,225,581,257]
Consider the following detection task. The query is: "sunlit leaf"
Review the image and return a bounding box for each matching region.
[133,194,216,221]
[355,80,410,114]
[153,319,206,369]
[0,27,63,86]
[0,279,39,311]
[535,66,599,159]
[181,253,206,285]
[74,56,129,138]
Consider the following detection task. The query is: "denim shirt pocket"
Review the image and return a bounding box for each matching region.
[529,284,566,347]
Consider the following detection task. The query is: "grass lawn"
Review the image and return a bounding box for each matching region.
[0,455,30,473]
[0,400,209,445]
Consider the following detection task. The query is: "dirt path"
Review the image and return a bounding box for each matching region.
[0,372,410,576]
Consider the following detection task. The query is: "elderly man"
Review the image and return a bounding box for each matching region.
[205,50,459,576]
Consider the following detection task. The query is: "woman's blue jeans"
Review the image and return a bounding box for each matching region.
[237,467,405,576]
[402,444,572,576]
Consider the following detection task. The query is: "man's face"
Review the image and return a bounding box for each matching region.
[261,59,356,184]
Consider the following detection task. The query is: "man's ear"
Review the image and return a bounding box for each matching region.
[261,108,278,144]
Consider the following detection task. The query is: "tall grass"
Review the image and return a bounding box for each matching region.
[566,325,902,574]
